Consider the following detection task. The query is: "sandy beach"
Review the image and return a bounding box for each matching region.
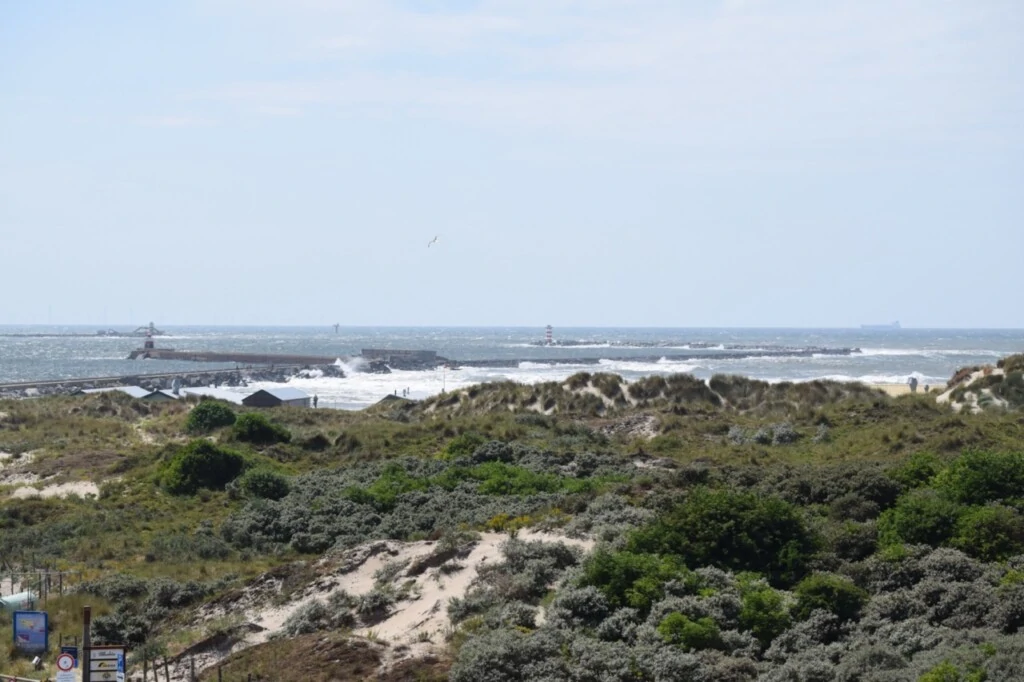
[874,383,944,397]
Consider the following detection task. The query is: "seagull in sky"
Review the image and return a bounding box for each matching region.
[427,235,439,248]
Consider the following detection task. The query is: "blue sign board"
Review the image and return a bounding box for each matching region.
[61,645,79,667]
[12,611,48,653]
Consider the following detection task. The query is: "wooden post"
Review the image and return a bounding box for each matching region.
[190,656,196,682]
[143,658,149,682]
[83,605,92,682]
[163,657,171,682]
[217,666,223,682]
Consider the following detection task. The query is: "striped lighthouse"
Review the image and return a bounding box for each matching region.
[545,325,553,346]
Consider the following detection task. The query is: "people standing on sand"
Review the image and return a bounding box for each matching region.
[908,377,919,393]
[313,394,318,409]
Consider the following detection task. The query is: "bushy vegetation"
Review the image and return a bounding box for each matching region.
[232,412,291,445]
[236,468,290,500]
[185,399,236,434]
[5,359,1024,680]
[879,450,1024,560]
[626,488,817,586]
[160,440,247,495]
[222,445,636,554]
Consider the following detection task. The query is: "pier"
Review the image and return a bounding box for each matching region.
[124,345,861,370]
[127,349,345,364]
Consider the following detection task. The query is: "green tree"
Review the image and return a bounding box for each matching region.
[792,573,868,623]
[184,400,236,434]
[161,440,246,495]
[627,488,817,586]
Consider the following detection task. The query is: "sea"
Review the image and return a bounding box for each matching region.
[1,326,1021,410]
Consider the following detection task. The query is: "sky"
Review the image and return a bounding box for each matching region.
[1,0,1022,328]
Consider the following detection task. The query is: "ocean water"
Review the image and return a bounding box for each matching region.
[1,326,1021,409]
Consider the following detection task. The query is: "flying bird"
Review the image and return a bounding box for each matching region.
[427,235,439,248]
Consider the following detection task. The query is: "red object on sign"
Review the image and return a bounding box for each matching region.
[57,652,76,671]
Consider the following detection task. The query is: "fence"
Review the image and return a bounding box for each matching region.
[1,568,84,607]
[134,657,264,682]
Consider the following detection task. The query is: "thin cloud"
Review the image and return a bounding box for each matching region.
[139,115,217,128]
[193,0,1022,152]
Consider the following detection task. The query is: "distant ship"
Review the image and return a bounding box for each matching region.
[861,321,901,330]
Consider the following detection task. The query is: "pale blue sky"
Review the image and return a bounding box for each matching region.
[2,0,1021,327]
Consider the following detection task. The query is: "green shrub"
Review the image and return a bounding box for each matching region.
[739,585,791,647]
[444,432,487,459]
[656,613,723,650]
[578,549,692,614]
[951,505,1024,562]
[149,529,233,561]
[889,452,944,490]
[433,461,616,497]
[238,469,291,500]
[627,488,817,586]
[918,660,986,682]
[792,573,868,623]
[934,450,1024,505]
[161,440,246,495]
[878,489,962,547]
[345,462,431,511]
[232,412,291,445]
[185,400,236,434]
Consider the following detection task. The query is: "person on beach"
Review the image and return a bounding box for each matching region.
[313,394,318,408]
[908,377,919,393]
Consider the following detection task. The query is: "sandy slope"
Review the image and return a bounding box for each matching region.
[184,531,593,678]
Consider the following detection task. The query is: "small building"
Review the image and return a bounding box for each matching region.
[242,387,311,408]
[78,386,178,401]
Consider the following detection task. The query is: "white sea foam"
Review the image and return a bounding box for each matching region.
[857,348,1005,358]
[782,372,945,385]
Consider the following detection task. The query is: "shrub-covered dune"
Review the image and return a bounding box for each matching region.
[1,364,1023,680]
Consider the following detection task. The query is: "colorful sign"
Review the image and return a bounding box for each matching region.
[12,611,48,653]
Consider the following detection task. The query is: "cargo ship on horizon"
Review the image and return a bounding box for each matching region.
[861,321,901,330]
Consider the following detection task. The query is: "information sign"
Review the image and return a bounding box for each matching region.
[12,611,48,653]
[89,645,127,682]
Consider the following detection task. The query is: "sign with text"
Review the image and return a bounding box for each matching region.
[89,645,126,682]
[12,611,48,653]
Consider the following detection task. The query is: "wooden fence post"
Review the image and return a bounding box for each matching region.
[163,657,171,682]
